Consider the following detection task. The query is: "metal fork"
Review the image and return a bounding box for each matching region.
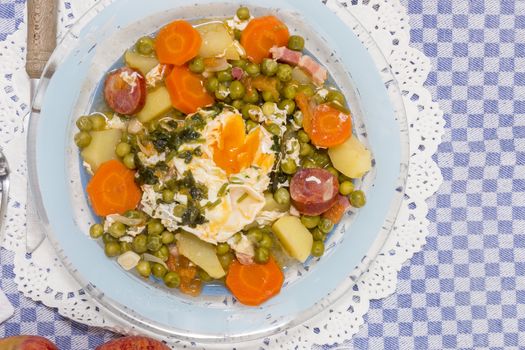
[0,148,10,241]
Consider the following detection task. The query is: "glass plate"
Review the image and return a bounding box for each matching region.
[28,0,409,344]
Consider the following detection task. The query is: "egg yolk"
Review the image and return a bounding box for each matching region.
[212,114,262,175]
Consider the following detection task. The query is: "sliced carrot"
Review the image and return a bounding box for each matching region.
[86,160,142,216]
[226,257,284,306]
[309,103,352,147]
[295,92,314,134]
[241,16,290,64]
[156,20,202,66]
[322,195,350,224]
[251,76,280,101]
[165,65,214,114]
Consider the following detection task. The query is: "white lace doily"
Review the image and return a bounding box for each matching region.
[0,0,444,348]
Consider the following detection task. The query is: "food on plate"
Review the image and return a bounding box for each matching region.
[0,336,58,350]
[75,7,372,306]
[96,336,170,350]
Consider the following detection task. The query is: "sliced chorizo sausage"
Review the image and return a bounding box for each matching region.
[290,168,339,216]
[104,67,146,115]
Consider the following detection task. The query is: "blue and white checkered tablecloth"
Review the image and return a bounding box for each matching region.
[1,0,525,349]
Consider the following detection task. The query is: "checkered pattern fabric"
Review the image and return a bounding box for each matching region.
[1,0,525,349]
[0,0,24,41]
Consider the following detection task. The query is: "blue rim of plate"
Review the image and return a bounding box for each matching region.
[28,0,409,343]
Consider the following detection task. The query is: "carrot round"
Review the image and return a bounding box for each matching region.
[165,65,214,114]
[309,104,352,147]
[226,257,284,306]
[86,160,142,216]
[241,16,290,64]
[156,20,202,66]
[295,92,314,134]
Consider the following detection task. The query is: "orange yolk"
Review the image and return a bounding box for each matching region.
[212,114,263,175]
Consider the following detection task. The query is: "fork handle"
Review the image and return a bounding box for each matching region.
[26,0,58,79]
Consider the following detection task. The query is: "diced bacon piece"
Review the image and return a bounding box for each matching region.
[299,56,328,86]
[270,46,302,65]
[232,67,244,80]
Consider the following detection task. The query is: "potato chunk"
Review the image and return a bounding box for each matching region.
[196,22,240,60]
[124,50,159,75]
[136,86,172,123]
[81,129,122,172]
[328,136,372,179]
[176,232,226,279]
[272,216,313,263]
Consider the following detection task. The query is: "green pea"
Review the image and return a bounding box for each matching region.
[242,104,262,121]
[120,241,132,253]
[74,132,91,148]
[259,233,273,249]
[163,271,181,288]
[199,269,212,282]
[152,263,168,279]
[147,235,162,252]
[189,57,205,74]
[229,80,246,100]
[205,77,220,93]
[154,245,169,261]
[312,151,330,167]
[350,190,366,208]
[219,252,234,270]
[173,204,186,217]
[255,247,270,264]
[153,183,164,193]
[246,120,258,132]
[327,90,346,105]
[247,227,263,242]
[245,63,260,76]
[262,90,278,102]
[297,130,310,143]
[115,142,131,158]
[148,220,165,235]
[216,243,231,256]
[125,210,143,220]
[162,189,175,204]
[318,217,334,234]
[276,64,293,82]
[234,28,242,40]
[288,35,305,51]
[278,99,295,115]
[274,188,290,206]
[136,36,155,55]
[302,158,316,169]
[231,59,248,68]
[217,69,233,82]
[311,228,325,241]
[293,111,303,127]
[301,215,320,229]
[281,158,297,175]
[243,89,260,103]
[90,115,106,130]
[339,173,353,183]
[104,242,121,257]
[326,166,339,177]
[297,85,315,97]
[103,233,117,244]
[89,223,104,239]
[161,231,175,244]
[339,181,355,196]
[76,116,93,131]
[123,153,136,169]
[215,83,230,100]
[136,260,152,278]
[262,102,276,117]
[109,222,126,238]
[299,142,313,157]
[283,84,297,100]
[231,99,245,111]
[236,6,250,20]
[261,58,278,76]
[132,234,148,254]
[265,123,281,136]
[311,241,325,257]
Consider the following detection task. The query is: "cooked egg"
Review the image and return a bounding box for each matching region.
[140,107,276,244]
